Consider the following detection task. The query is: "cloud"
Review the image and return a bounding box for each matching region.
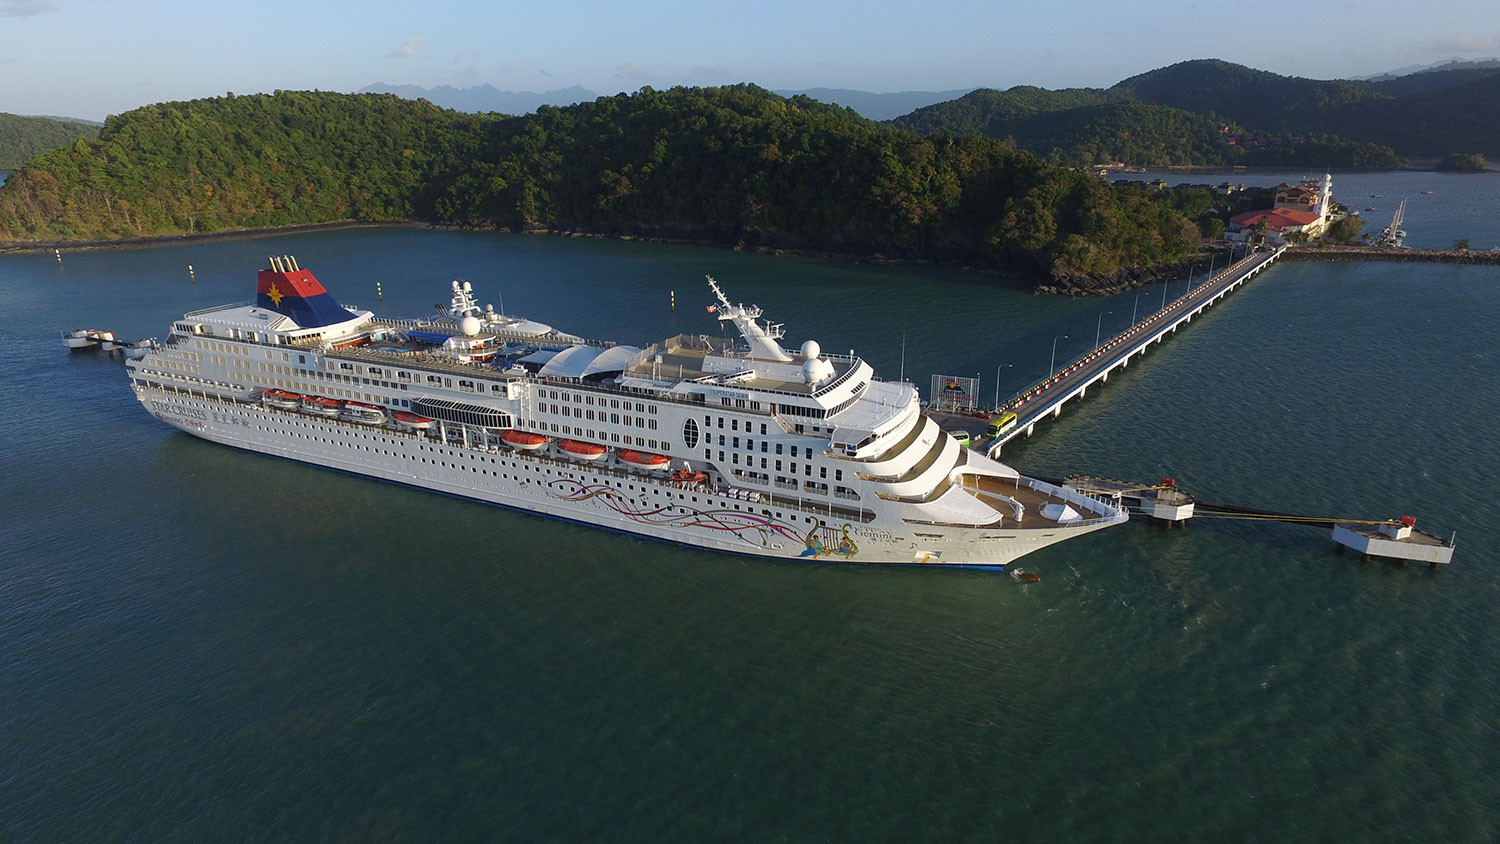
[1,0,59,17]
[614,62,648,80]
[501,59,531,73]
[387,37,426,58]
[1423,34,1500,53]
[692,65,740,81]
[538,68,556,78]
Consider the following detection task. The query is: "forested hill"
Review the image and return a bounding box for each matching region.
[0,113,99,169]
[889,88,1402,167]
[0,87,1200,284]
[1110,59,1500,155]
[892,59,1498,163]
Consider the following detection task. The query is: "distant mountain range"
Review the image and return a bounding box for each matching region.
[892,59,1500,162]
[1357,58,1500,81]
[357,82,971,121]
[358,83,600,115]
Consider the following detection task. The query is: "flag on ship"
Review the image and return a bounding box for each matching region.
[706,305,718,313]
[256,258,354,328]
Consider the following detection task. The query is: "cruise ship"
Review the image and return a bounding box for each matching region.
[126,257,1127,568]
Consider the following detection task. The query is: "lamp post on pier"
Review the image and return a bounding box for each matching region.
[994,363,1012,412]
[1133,290,1146,326]
[1095,310,1112,349]
[1050,335,1069,378]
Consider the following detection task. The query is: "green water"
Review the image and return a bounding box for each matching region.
[3,219,1499,841]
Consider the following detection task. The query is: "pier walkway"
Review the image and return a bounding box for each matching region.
[987,245,1285,455]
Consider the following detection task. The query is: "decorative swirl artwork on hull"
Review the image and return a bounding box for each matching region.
[546,479,807,550]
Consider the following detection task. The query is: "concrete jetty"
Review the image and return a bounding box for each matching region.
[1283,245,1500,264]
[985,246,1285,455]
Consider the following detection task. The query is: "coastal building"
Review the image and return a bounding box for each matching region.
[1228,173,1334,244]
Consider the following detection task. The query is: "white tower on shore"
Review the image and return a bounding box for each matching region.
[1316,172,1334,228]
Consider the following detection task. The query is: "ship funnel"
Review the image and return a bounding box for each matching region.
[288,255,299,271]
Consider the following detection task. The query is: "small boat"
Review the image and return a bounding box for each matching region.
[340,401,387,425]
[1010,567,1041,583]
[618,448,670,468]
[299,395,342,417]
[62,328,115,350]
[558,439,608,461]
[1422,190,1435,195]
[390,410,436,431]
[262,389,302,410]
[501,430,550,451]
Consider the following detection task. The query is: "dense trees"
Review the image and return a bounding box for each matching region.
[890,82,1403,168]
[0,113,98,169]
[1434,153,1489,172]
[0,92,467,240]
[0,86,1202,282]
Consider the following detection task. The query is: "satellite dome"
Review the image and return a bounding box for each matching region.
[460,315,481,337]
[802,357,835,385]
[801,339,821,360]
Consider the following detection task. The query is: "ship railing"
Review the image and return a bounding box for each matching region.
[184,300,255,318]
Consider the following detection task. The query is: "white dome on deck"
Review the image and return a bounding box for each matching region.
[802,356,835,385]
[801,339,821,360]
[460,315,481,337]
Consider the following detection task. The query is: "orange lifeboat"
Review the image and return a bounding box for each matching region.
[671,469,708,485]
[501,430,550,451]
[262,389,302,410]
[558,439,608,461]
[299,395,342,417]
[391,410,436,431]
[618,449,669,468]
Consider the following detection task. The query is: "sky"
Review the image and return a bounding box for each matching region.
[2,0,1498,121]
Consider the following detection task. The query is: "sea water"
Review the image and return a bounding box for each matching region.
[3,182,1499,840]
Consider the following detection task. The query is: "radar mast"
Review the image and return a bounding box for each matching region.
[705,275,793,361]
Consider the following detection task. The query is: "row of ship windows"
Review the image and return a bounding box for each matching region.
[730,470,861,500]
[193,338,509,397]
[535,402,660,430]
[257,418,826,523]
[542,389,659,414]
[705,449,846,482]
[522,419,657,448]
[240,374,414,409]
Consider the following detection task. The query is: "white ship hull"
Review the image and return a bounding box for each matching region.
[136,385,1119,568]
[126,257,1127,569]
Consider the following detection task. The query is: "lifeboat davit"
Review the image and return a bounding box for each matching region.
[262,389,302,410]
[501,430,550,451]
[558,439,608,461]
[299,395,342,417]
[390,410,436,431]
[618,449,670,468]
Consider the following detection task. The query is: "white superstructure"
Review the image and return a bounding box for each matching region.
[126,257,1126,568]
